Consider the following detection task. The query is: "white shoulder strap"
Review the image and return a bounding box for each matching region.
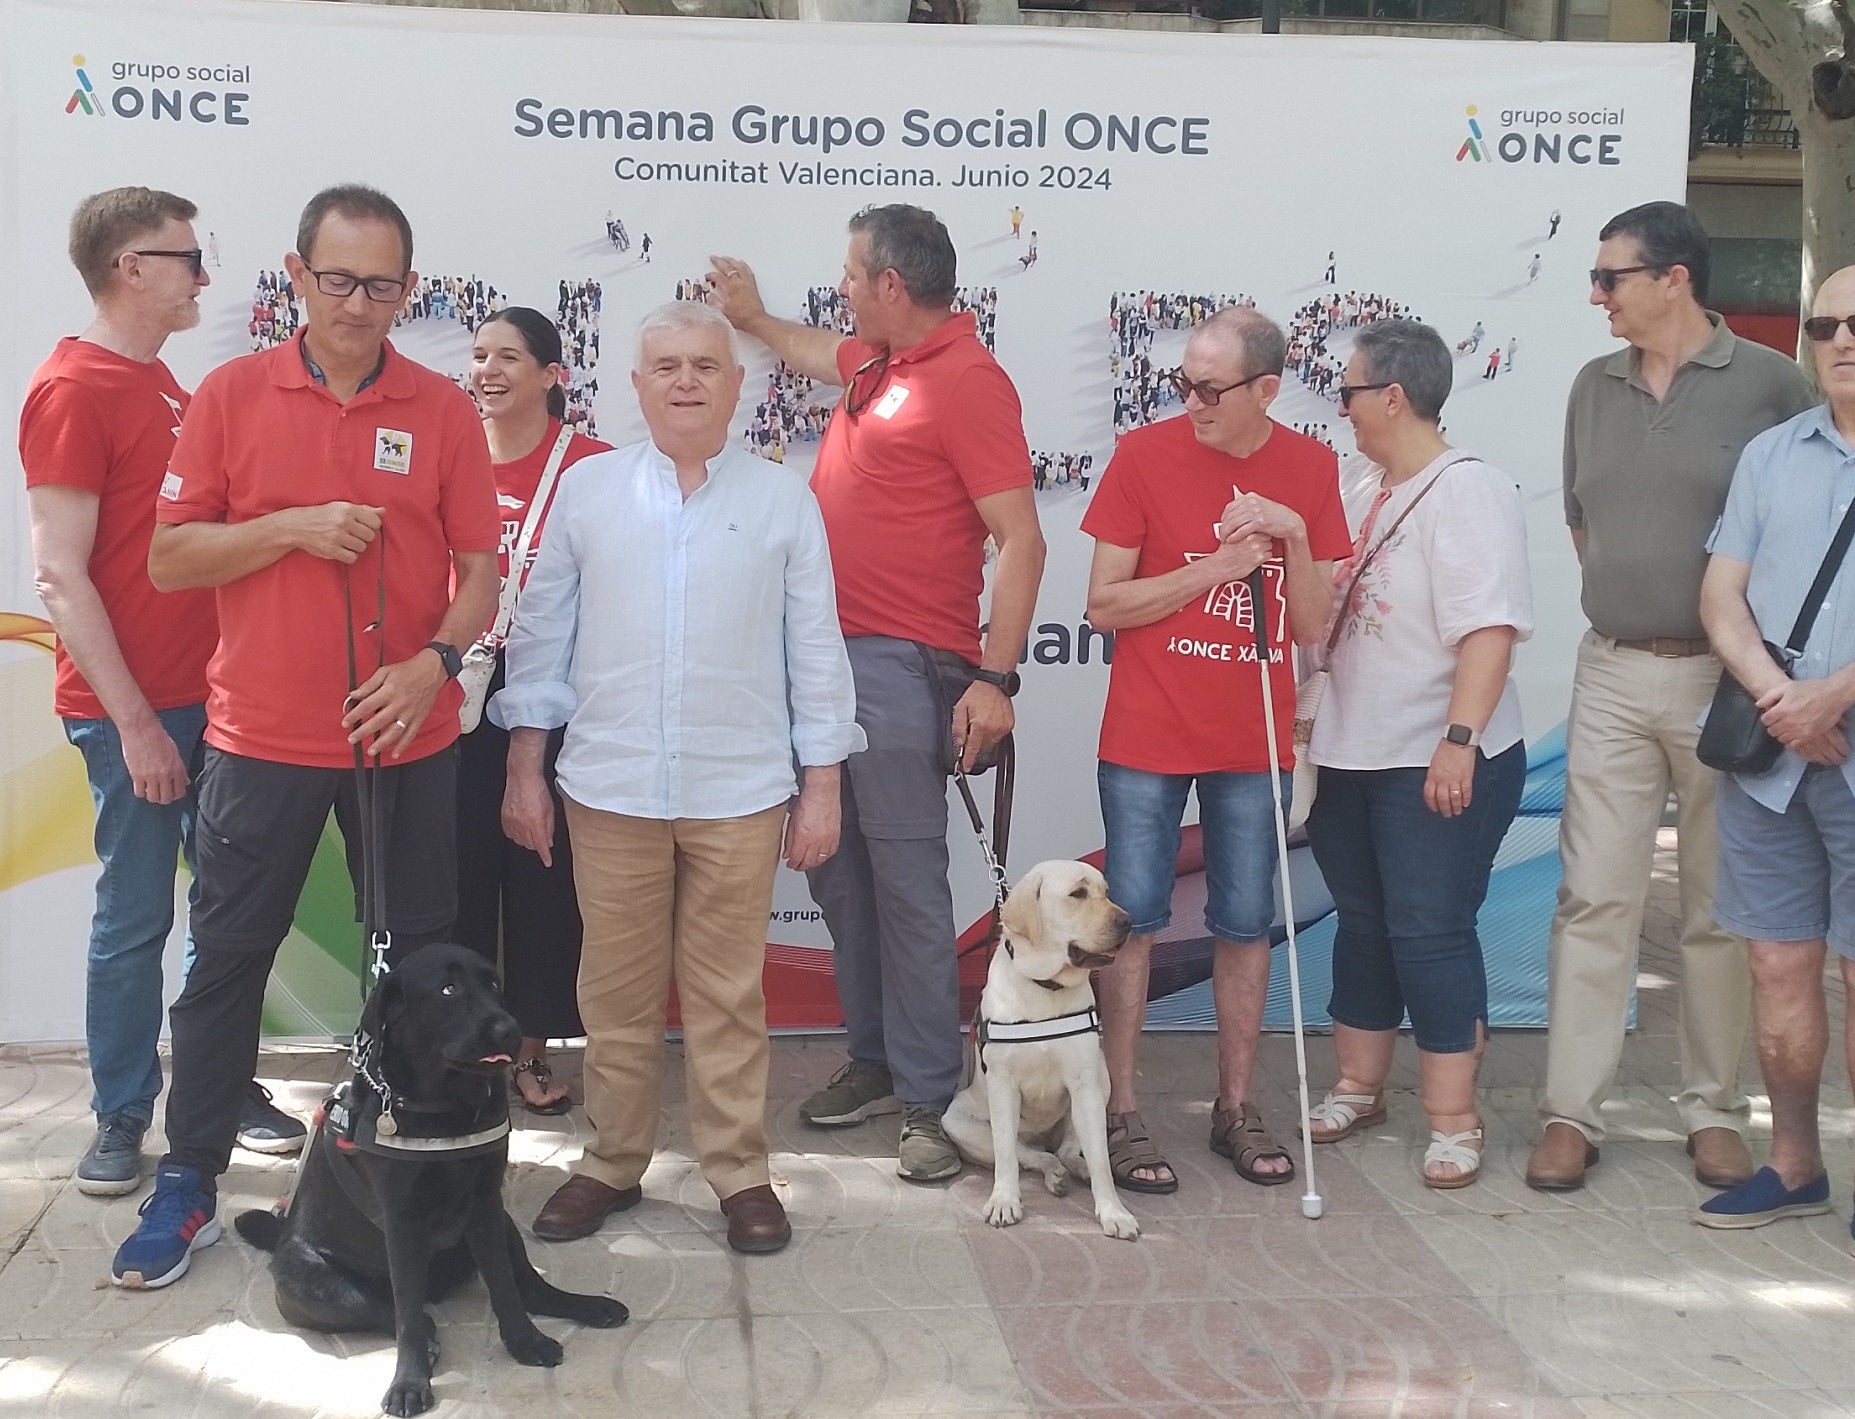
[489,424,575,644]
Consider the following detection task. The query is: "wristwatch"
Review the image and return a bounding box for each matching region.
[1443,723,1481,748]
[971,668,1022,698]
[425,640,463,680]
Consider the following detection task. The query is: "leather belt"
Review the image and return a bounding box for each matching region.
[1610,636,1713,658]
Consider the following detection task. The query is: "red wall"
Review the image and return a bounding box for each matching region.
[1723,312,1799,353]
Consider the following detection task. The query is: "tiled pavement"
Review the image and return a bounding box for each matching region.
[2,833,1852,1418]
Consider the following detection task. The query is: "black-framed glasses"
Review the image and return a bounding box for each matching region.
[1804,314,1855,342]
[126,248,204,278]
[1167,369,1264,406]
[1338,381,1394,410]
[307,267,409,303]
[842,351,892,416]
[1588,264,1661,293]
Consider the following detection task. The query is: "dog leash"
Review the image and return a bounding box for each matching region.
[952,733,1015,960]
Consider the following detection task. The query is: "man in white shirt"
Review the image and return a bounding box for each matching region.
[493,302,864,1255]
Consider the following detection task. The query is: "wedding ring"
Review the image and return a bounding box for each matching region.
[394,719,408,730]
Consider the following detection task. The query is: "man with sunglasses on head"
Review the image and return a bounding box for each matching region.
[1697,266,1855,1234]
[706,204,1045,1184]
[110,185,500,1290]
[23,186,306,1201]
[1527,201,1815,1194]
[1081,307,1350,1193]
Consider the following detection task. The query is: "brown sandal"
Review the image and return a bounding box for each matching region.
[1106,1110,1179,1194]
[1210,1102,1296,1186]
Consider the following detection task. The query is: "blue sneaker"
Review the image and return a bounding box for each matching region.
[1692,1165,1830,1230]
[111,1164,220,1289]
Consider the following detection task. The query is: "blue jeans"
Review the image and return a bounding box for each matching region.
[63,704,206,1124]
[1305,743,1525,1053]
[1097,760,1289,942]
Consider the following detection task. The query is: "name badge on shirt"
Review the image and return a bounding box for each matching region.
[159,471,183,502]
[374,429,413,475]
[872,384,911,420]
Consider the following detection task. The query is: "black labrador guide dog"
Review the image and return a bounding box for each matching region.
[236,944,626,1416]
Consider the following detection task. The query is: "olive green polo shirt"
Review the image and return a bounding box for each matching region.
[1563,313,1815,640]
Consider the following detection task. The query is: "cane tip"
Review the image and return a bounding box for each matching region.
[1301,1194,1324,1220]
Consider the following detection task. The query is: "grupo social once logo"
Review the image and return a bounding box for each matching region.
[62,51,252,125]
[1456,103,1623,167]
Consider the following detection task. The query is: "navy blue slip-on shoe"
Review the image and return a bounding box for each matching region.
[1692,1165,1830,1230]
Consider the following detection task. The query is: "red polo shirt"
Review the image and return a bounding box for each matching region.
[157,334,499,768]
[19,339,218,719]
[811,312,1032,661]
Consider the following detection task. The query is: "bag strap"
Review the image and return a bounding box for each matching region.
[1325,453,1476,653]
[488,425,575,645]
[1782,494,1855,656]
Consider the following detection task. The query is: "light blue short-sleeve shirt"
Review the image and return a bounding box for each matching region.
[1708,405,1855,811]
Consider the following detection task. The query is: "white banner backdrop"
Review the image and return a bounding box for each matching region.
[0,0,1692,1040]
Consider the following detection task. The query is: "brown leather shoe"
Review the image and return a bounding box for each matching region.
[721,1184,791,1255]
[1524,1122,1600,1192]
[532,1175,642,1241]
[1687,1127,1754,1189]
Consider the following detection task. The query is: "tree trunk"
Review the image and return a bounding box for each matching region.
[1711,0,1855,333]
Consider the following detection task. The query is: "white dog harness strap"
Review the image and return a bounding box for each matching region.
[977,1007,1101,1073]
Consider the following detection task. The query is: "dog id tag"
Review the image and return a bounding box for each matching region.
[376,1108,398,1137]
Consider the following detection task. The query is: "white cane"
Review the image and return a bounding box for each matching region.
[1245,569,1324,1220]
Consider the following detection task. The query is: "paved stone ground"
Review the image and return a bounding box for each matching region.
[2,831,1852,1418]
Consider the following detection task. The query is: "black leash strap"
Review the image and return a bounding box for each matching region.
[342,525,391,1001]
[953,734,1015,961]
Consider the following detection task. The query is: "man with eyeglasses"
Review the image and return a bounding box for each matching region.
[706,204,1045,1184]
[110,184,500,1290]
[1697,265,1855,1234]
[1526,200,1815,1194]
[22,186,305,1200]
[1081,307,1350,1194]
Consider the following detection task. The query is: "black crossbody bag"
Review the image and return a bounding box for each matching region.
[1696,497,1855,774]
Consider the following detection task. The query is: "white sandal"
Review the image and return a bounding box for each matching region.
[1304,1090,1388,1143]
[1423,1127,1484,1189]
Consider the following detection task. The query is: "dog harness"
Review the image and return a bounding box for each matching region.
[324,1077,511,1161]
[976,1006,1101,1074]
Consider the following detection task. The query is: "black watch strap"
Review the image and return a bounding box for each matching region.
[426,640,463,680]
[971,668,1021,697]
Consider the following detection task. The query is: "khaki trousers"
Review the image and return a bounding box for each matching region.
[1541,632,1751,1142]
[563,796,786,1202]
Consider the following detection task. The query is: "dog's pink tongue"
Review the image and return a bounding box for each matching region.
[481,1053,512,1064]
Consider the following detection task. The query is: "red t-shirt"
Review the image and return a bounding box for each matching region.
[492,422,612,585]
[18,339,218,719]
[1082,416,1350,774]
[157,335,500,769]
[811,312,1032,661]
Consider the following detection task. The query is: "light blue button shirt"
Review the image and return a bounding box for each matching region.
[489,439,865,820]
[1708,404,1855,811]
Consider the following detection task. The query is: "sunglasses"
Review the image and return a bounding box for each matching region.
[127,248,204,278]
[1588,264,1662,293]
[1338,381,1393,410]
[1804,314,1855,342]
[841,351,892,416]
[1167,369,1264,406]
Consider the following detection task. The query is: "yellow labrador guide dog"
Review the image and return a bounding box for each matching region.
[943,861,1140,1240]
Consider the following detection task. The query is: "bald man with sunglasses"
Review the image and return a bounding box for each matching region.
[1527,201,1815,1194]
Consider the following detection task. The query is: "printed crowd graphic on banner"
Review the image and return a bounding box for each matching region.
[0,0,1689,1039]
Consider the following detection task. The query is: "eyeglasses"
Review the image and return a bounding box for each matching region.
[1167,369,1264,406]
[307,267,410,303]
[125,248,204,278]
[1804,314,1855,342]
[1588,265,1661,293]
[842,351,892,416]
[1338,381,1394,410]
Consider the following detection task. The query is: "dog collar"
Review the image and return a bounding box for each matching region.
[1002,938,1068,992]
[327,1079,512,1161]
[976,1006,1101,1072]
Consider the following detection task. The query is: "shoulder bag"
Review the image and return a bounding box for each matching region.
[1695,495,1855,774]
